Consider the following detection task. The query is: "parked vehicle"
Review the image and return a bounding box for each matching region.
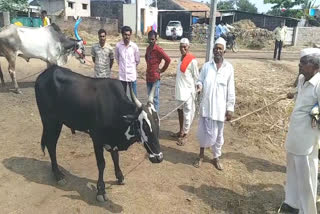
[166,21,183,39]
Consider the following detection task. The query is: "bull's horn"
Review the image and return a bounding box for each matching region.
[74,18,82,40]
[129,83,142,108]
[148,83,156,103]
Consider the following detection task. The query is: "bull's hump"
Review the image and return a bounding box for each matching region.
[0,24,18,38]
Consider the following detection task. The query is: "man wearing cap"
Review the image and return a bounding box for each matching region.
[193,37,235,170]
[173,38,199,146]
[91,29,114,78]
[278,48,320,214]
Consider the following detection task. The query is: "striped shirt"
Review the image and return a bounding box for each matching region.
[91,43,114,78]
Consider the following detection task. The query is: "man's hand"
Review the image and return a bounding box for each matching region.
[157,68,164,74]
[225,111,233,121]
[287,92,295,99]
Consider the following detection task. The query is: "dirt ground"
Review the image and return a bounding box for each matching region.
[0,49,310,214]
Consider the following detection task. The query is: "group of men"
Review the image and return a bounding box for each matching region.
[91,26,235,171]
[89,24,320,213]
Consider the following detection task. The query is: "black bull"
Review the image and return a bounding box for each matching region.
[35,65,163,202]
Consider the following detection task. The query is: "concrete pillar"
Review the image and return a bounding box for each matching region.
[293,27,299,46]
[3,12,10,26]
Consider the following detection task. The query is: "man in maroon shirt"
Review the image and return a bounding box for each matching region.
[145,30,171,112]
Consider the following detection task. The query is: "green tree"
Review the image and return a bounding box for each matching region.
[237,0,258,13]
[267,8,304,18]
[217,0,235,10]
[0,0,28,13]
[263,0,303,9]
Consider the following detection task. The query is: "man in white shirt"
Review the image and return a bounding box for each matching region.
[193,37,235,170]
[273,22,287,61]
[278,48,320,214]
[173,38,199,146]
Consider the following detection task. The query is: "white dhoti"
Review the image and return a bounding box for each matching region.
[197,117,224,158]
[177,96,195,134]
[284,144,318,214]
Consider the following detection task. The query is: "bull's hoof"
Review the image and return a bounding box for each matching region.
[12,89,22,94]
[117,178,125,185]
[96,193,108,202]
[57,178,67,186]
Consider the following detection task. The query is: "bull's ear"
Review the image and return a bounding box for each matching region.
[122,114,138,124]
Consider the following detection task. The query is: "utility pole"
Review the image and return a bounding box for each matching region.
[136,0,141,37]
[205,0,218,62]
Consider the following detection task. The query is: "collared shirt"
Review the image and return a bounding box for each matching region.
[285,73,320,155]
[197,59,235,122]
[273,26,287,41]
[115,40,140,82]
[175,58,199,101]
[145,44,171,83]
[91,42,114,78]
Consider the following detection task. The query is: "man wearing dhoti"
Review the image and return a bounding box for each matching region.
[173,38,199,146]
[194,37,235,170]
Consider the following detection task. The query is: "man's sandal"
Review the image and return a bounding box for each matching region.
[193,158,203,168]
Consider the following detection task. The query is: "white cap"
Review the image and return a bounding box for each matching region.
[300,48,320,58]
[215,37,226,50]
[180,38,190,45]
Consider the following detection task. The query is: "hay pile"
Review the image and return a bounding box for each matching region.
[191,23,208,43]
[231,60,297,154]
[191,20,274,49]
[231,20,274,49]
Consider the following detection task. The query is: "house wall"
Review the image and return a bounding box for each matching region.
[123,4,136,32]
[40,0,65,15]
[294,27,320,46]
[65,0,90,17]
[39,0,90,17]
[91,1,123,31]
[143,7,158,33]
[123,4,157,34]
[51,16,118,35]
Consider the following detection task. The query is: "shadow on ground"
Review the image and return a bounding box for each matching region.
[179,183,284,213]
[2,157,123,213]
[0,81,35,93]
[224,152,286,173]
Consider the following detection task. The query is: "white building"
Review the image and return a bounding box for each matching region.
[123,0,158,35]
[38,0,90,17]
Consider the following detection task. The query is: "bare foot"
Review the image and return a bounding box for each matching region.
[177,136,187,146]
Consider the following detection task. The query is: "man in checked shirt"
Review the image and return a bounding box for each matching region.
[91,29,114,78]
[145,30,171,112]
